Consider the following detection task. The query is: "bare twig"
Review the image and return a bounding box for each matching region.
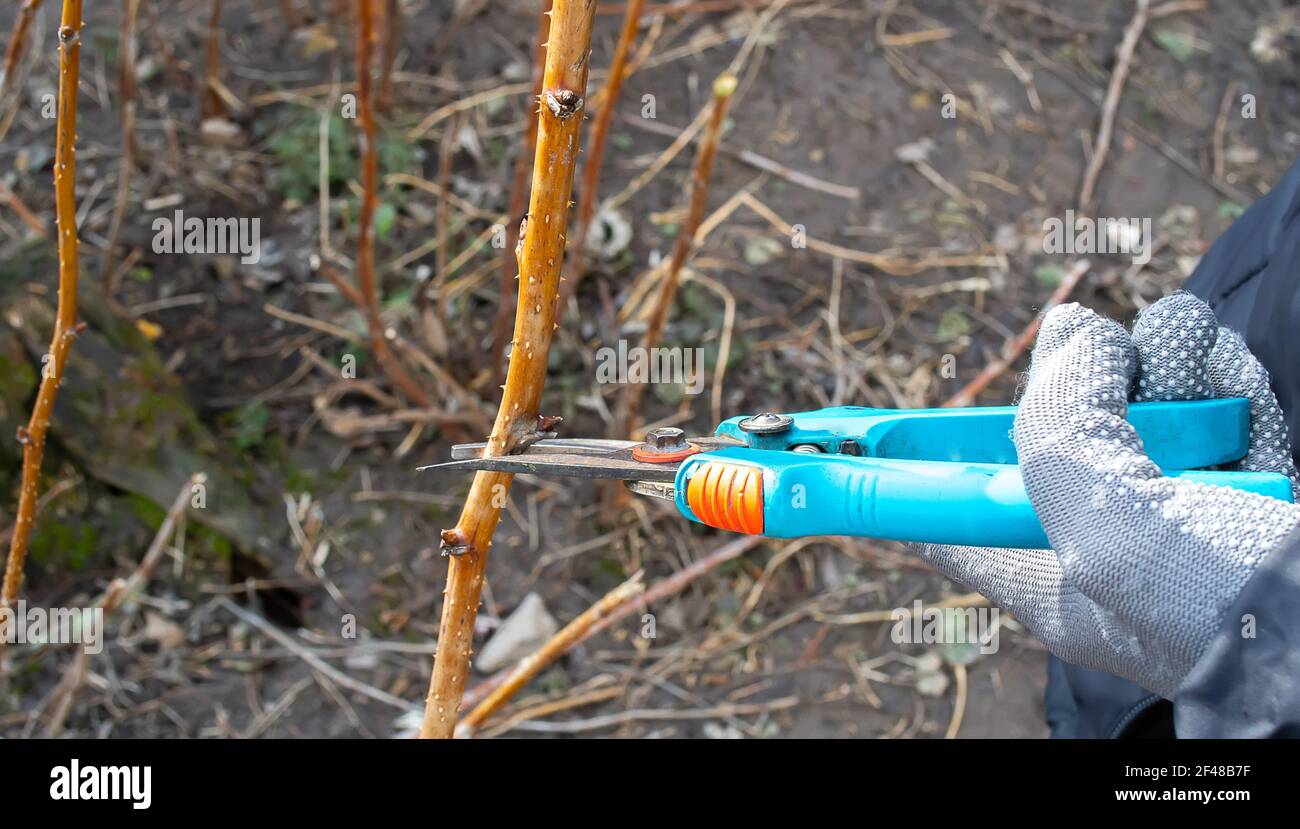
[503,696,799,734]
[737,192,999,276]
[1212,80,1238,183]
[418,0,598,740]
[942,260,1090,407]
[100,0,141,297]
[489,0,551,384]
[1076,0,1149,212]
[945,663,967,739]
[45,474,201,735]
[355,0,433,409]
[0,0,43,102]
[0,0,84,669]
[0,180,46,235]
[457,573,645,737]
[623,115,861,200]
[614,72,736,438]
[376,0,399,112]
[201,0,227,121]
[217,598,417,713]
[574,0,645,257]
[462,535,764,711]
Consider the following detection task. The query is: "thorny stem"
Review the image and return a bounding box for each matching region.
[418,0,598,739]
[355,0,432,409]
[614,72,736,437]
[0,0,84,667]
[488,0,551,385]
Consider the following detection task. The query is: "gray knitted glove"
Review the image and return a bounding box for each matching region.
[918,292,1300,698]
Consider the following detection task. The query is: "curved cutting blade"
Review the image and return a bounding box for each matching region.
[419,436,743,482]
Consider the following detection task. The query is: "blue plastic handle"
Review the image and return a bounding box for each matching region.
[714,399,1251,470]
[673,448,1295,549]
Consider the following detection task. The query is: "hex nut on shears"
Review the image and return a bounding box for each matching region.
[632,427,702,463]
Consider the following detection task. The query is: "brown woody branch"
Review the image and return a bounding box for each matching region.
[418,0,599,739]
[1,0,84,668]
[354,0,432,409]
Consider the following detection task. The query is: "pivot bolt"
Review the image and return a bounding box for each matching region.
[738,412,794,435]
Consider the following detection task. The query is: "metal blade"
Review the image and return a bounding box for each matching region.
[448,438,640,461]
[626,480,676,501]
[420,435,744,482]
[420,453,677,481]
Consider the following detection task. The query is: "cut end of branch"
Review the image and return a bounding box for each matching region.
[543,88,583,119]
[439,528,472,558]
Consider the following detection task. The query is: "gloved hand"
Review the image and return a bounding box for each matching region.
[917,292,1300,699]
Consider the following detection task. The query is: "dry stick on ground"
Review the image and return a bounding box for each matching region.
[0,180,46,235]
[945,663,967,739]
[0,0,83,669]
[418,0,598,740]
[625,115,860,200]
[489,0,551,385]
[431,115,456,327]
[201,0,227,121]
[614,73,736,439]
[570,0,645,266]
[461,534,764,713]
[941,260,1090,407]
[457,573,645,737]
[45,474,201,736]
[1212,80,1238,183]
[354,0,432,409]
[100,0,141,298]
[1076,0,1149,213]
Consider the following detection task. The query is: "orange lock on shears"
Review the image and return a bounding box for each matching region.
[685,460,764,535]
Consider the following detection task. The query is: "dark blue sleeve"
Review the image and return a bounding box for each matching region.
[1185,158,1300,468]
[1175,158,1300,737]
[1175,526,1300,737]
[1048,160,1300,739]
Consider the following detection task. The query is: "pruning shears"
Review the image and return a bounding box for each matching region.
[426,399,1296,549]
